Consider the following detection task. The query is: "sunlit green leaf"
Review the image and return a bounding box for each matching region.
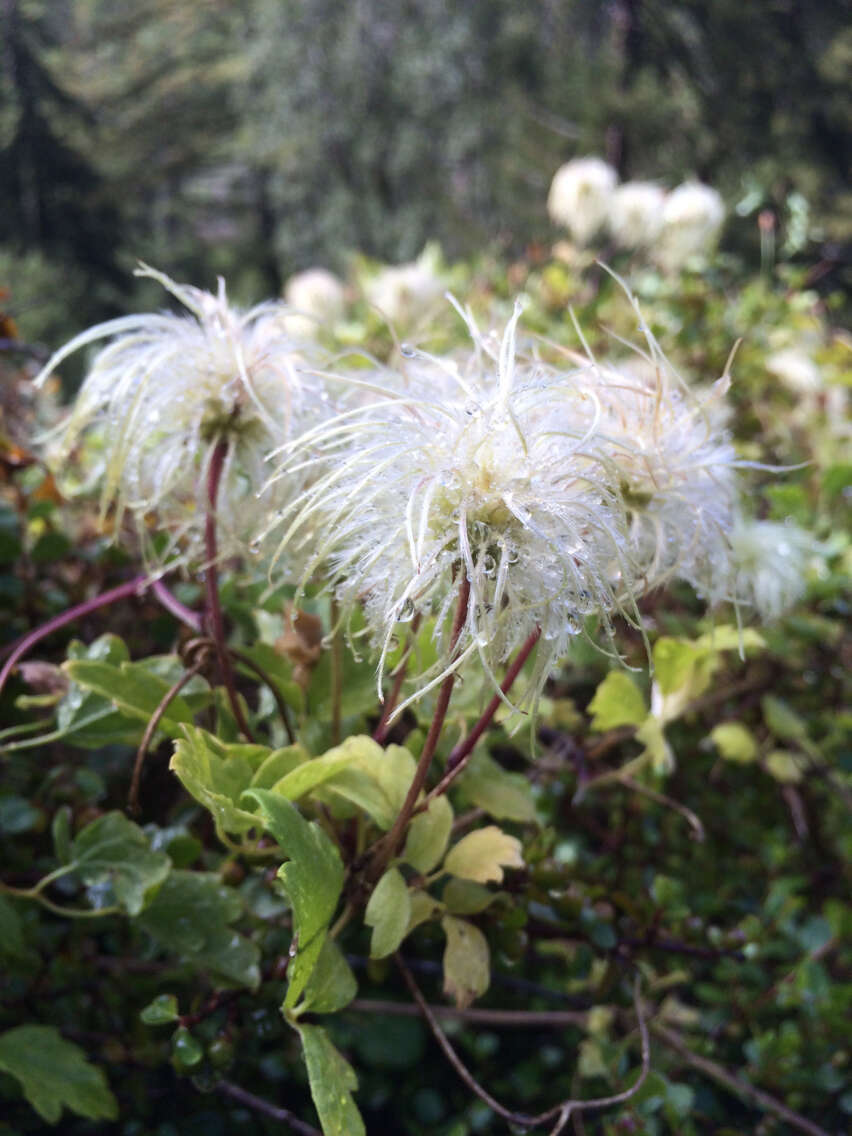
[711,722,759,763]
[587,671,647,730]
[443,825,523,884]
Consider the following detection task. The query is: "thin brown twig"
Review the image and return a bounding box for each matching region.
[652,1022,832,1136]
[204,438,255,743]
[419,625,542,811]
[230,646,296,744]
[367,576,470,883]
[128,655,209,814]
[216,1080,320,1136]
[348,998,588,1028]
[395,954,651,1129]
[618,775,705,841]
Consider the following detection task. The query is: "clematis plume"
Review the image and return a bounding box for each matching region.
[34,265,333,571]
[265,293,743,712]
[547,157,617,247]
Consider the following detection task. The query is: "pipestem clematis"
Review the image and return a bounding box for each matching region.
[34,265,334,571]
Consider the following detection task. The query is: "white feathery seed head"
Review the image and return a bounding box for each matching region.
[283,268,347,340]
[727,518,819,622]
[363,245,445,329]
[766,347,822,394]
[266,290,742,709]
[608,181,666,249]
[34,264,333,569]
[547,158,618,246]
[655,182,725,272]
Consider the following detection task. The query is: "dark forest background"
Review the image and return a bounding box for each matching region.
[2,0,850,346]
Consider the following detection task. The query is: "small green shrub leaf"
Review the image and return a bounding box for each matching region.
[137,871,260,989]
[441,915,490,1008]
[70,811,171,915]
[365,867,411,958]
[588,671,647,731]
[298,937,357,1014]
[444,825,523,884]
[296,1023,366,1136]
[402,795,453,872]
[711,722,759,763]
[0,1025,117,1124]
[454,752,537,822]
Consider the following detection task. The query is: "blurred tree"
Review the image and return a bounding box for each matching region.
[0,0,125,340]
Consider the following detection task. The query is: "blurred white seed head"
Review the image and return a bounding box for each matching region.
[727,518,819,621]
[282,268,346,339]
[363,245,444,329]
[608,181,666,249]
[35,265,332,570]
[547,158,618,246]
[655,182,725,272]
[766,347,822,394]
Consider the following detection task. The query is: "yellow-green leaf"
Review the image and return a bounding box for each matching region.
[587,671,647,731]
[365,867,411,959]
[765,750,805,784]
[636,716,675,775]
[403,796,453,873]
[407,889,444,934]
[443,825,524,884]
[441,915,490,1009]
[711,722,759,763]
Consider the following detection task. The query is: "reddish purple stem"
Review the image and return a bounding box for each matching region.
[204,439,256,743]
[0,575,149,696]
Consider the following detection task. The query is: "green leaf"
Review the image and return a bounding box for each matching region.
[172,1026,203,1068]
[298,937,357,1014]
[454,752,537,823]
[244,790,344,1007]
[443,825,524,884]
[652,638,705,697]
[140,994,179,1025]
[763,696,808,743]
[694,626,765,652]
[272,744,364,801]
[296,1023,366,1136]
[171,726,299,836]
[63,657,197,736]
[765,750,805,784]
[441,915,490,1008]
[402,795,453,873]
[442,878,501,915]
[0,1025,117,1124]
[0,895,26,959]
[587,671,647,731]
[407,889,445,933]
[365,867,411,959]
[711,722,758,763]
[70,811,171,915]
[137,871,260,989]
[315,739,417,831]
